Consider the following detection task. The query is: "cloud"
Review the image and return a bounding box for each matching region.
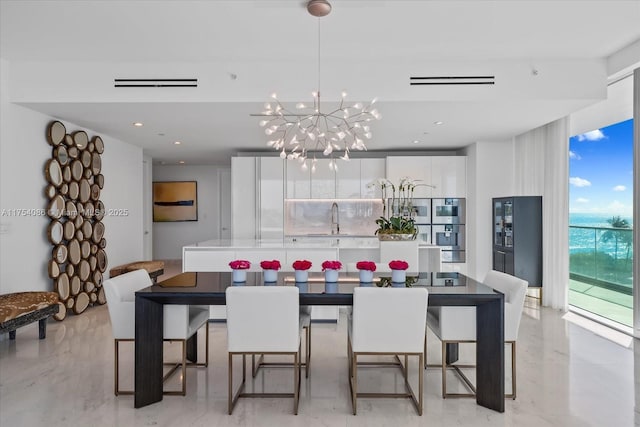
[570,177,591,187]
[613,185,626,192]
[569,150,581,160]
[608,200,626,211]
[576,198,589,203]
[576,129,606,141]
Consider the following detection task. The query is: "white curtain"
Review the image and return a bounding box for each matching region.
[514,118,570,310]
[633,68,640,337]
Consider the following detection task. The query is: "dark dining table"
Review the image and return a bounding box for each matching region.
[134,271,504,412]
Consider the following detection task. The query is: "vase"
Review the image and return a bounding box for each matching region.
[359,270,374,283]
[391,269,406,283]
[232,269,247,283]
[324,268,339,283]
[263,269,278,282]
[295,270,308,283]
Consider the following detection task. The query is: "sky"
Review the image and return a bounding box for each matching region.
[569,118,633,216]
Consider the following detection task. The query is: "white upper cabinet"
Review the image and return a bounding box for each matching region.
[430,156,467,197]
[360,158,386,199]
[386,156,466,198]
[285,160,311,199]
[336,159,361,198]
[310,158,336,198]
[386,156,433,197]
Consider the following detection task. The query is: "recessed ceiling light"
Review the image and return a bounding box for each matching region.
[434,121,444,125]
[412,140,420,144]
[133,122,144,127]
[174,141,182,145]
[179,160,185,164]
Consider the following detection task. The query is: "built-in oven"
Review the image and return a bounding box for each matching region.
[411,198,431,224]
[432,198,465,224]
[432,224,465,250]
[432,224,466,262]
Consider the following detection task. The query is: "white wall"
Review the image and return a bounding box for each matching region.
[0,58,144,294]
[152,165,230,259]
[463,140,515,281]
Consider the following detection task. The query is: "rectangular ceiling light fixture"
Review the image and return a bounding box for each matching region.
[114,78,198,88]
[409,76,495,85]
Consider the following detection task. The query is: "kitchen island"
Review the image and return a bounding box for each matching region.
[182,237,441,273]
[182,237,442,321]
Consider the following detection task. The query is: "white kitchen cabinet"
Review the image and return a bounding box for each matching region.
[285,160,311,199]
[431,156,467,197]
[231,157,256,239]
[360,158,386,198]
[386,156,433,197]
[259,157,285,239]
[182,249,236,272]
[310,158,336,198]
[336,159,361,198]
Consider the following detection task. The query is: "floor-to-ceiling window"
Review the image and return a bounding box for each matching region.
[569,117,634,327]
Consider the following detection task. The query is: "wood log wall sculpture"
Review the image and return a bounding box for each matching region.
[45,121,107,320]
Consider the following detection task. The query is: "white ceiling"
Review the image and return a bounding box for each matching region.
[2,0,640,165]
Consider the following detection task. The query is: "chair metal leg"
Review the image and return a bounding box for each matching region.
[506,341,517,400]
[114,340,120,396]
[294,350,300,415]
[351,353,358,415]
[441,341,447,398]
[228,351,300,415]
[305,324,311,378]
[181,340,187,395]
[114,339,134,396]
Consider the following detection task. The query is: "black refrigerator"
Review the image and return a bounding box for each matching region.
[492,196,542,288]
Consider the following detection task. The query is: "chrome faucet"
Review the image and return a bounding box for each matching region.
[331,202,340,235]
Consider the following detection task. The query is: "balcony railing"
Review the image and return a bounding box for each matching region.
[569,225,633,294]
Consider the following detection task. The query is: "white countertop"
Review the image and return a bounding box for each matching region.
[184,237,439,250]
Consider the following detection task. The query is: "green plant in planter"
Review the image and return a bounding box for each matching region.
[370,177,433,238]
[374,216,417,236]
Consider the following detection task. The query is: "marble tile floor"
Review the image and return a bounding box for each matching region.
[1,298,640,426]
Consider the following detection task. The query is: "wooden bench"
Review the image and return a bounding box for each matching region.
[109,260,165,283]
[0,292,59,340]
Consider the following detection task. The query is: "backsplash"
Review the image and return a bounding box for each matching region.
[284,199,383,236]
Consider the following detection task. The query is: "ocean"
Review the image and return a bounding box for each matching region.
[569,213,633,258]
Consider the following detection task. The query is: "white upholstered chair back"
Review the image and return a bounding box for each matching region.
[226,286,300,353]
[483,270,528,341]
[104,269,151,340]
[351,287,428,353]
[104,269,209,341]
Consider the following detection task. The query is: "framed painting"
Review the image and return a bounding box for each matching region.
[153,181,198,222]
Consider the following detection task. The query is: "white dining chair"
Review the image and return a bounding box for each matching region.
[226,286,303,414]
[103,269,210,396]
[425,270,528,399]
[348,287,428,415]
